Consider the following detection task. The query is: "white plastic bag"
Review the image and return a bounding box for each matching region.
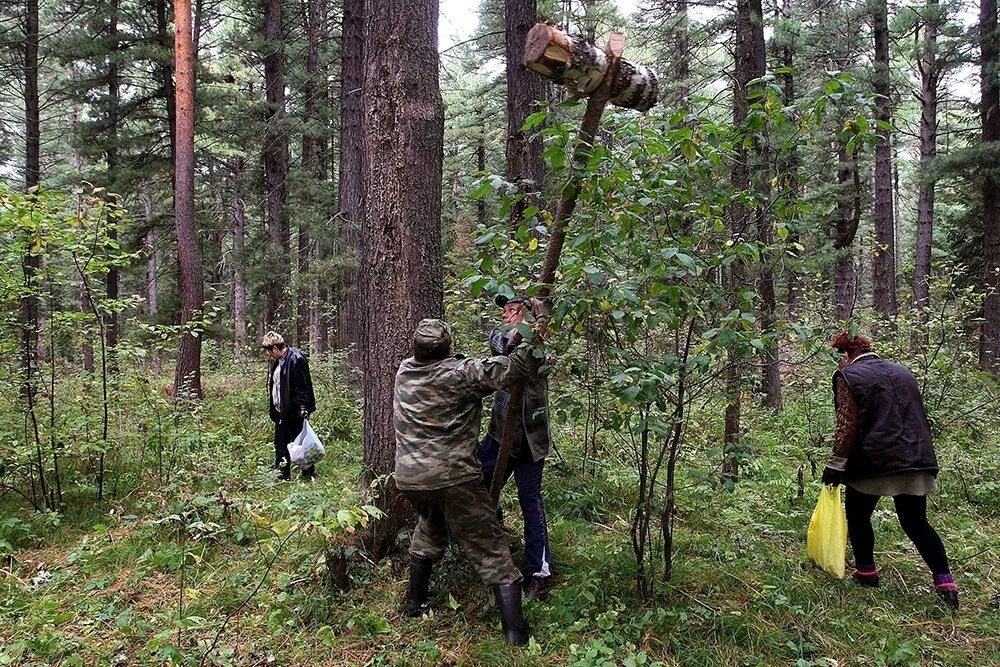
[288,420,325,470]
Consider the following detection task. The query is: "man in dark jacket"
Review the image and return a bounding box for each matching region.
[478,294,555,601]
[263,332,317,481]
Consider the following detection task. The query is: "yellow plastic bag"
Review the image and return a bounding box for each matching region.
[807,485,847,579]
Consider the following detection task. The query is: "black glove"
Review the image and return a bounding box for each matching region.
[821,466,843,486]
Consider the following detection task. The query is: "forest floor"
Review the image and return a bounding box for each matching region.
[1,365,999,666]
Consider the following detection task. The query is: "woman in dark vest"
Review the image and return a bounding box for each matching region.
[822,332,958,610]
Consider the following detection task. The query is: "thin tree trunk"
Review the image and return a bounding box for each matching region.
[173,0,205,398]
[477,125,487,228]
[982,0,1000,370]
[263,0,290,327]
[505,0,546,226]
[232,160,248,362]
[336,0,365,358]
[835,145,861,319]
[913,0,939,317]
[157,0,177,161]
[872,0,897,318]
[25,0,40,189]
[724,0,755,478]
[361,0,444,557]
[21,0,41,401]
[105,0,121,365]
[81,282,94,371]
[675,0,690,101]
[748,0,781,410]
[142,181,162,372]
[780,0,801,321]
[296,227,311,349]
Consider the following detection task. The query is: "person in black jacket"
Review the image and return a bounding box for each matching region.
[822,331,958,610]
[263,332,317,481]
[478,294,555,602]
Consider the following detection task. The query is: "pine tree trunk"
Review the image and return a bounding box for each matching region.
[173,0,205,398]
[296,227,311,349]
[835,145,861,319]
[263,0,290,328]
[872,0,897,318]
[675,0,690,100]
[723,0,756,479]
[505,0,546,225]
[25,0,40,189]
[477,127,487,227]
[142,181,162,372]
[361,0,444,557]
[296,0,323,351]
[981,0,1000,371]
[913,0,939,317]
[157,0,177,161]
[105,0,121,364]
[336,0,365,361]
[780,0,801,321]
[748,0,781,410]
[21,0,41,399]
[232,162,248,362]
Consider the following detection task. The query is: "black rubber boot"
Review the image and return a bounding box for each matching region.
[493,583,529,646]
[403,555,434,618]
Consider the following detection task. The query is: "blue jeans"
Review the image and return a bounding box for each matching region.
[478,434,552,579]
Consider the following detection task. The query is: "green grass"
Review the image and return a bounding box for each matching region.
[1,367,998,666]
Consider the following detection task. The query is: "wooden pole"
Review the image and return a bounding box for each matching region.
[491,31,630,502]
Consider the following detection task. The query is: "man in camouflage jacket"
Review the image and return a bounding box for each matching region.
[393,317,541,646]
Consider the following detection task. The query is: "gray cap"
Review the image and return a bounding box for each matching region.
[495,293,531,308]
[413,318,452,350]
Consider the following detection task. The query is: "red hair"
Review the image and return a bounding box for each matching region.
[831,331,872,356]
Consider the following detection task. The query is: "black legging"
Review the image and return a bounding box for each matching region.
[845,485,950,575]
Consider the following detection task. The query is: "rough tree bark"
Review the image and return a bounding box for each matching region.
[835,145,862,320]
[872,0,898,319]
[913,0,940,318]
[173,0,205,397]
[982,0,1000,371]
[505,0,547,226]
[336,0,364,359]
[361,0,444,557]
[262,0,290,328]
[722,0,757,478]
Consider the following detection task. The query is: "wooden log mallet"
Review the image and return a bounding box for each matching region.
[489,25,659,503]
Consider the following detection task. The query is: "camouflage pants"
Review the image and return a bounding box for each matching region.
[404,480,521,586]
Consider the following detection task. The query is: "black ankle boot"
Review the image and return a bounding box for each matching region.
[403,555,434,617]
[936,587,959,612]
[493,582,529,646]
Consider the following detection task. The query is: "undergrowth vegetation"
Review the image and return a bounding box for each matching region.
[1,339,998,666]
